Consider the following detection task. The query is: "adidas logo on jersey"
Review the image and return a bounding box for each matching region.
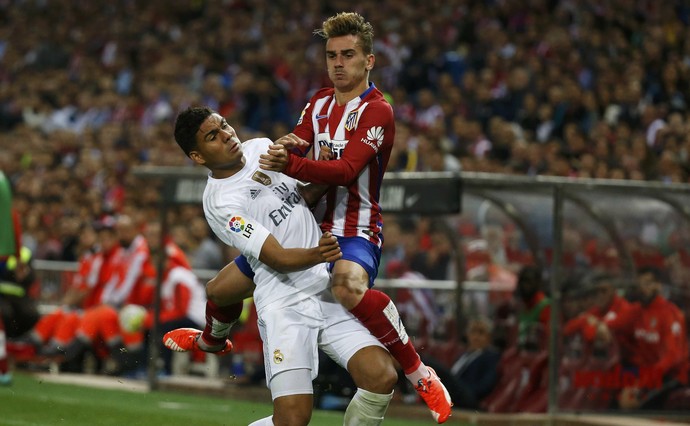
[250,189,261,199]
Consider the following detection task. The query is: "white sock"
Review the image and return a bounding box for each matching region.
[404,362,430,386]
[343,388,394,426]
[248,415,273,426]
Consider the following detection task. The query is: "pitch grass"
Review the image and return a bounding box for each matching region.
[0,372,459,426]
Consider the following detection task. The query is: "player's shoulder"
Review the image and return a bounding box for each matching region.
[310,87,335,102]
[365,87,393,109]
[242,137,272,157]
[361,90,394,121]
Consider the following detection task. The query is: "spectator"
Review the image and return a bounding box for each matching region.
[618,267,689,410]
[426,316,501,411]
[27,219,120,357]
[187,216,225,271]
[563,273,636,353]
[515,265,550,351]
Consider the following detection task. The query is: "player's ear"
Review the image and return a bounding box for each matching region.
[366,54,375,70]
[189,150,206,166]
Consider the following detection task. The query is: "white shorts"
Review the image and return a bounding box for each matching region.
[257,290,383,398]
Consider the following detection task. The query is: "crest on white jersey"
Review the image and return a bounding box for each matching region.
[252,171,272,186]
[344,110,359,131]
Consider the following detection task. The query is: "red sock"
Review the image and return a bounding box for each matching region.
[201,300,243,346]
[0,317,8,374]
[349,289,421,374]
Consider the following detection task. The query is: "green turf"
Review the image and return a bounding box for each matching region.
[0,373,448,425]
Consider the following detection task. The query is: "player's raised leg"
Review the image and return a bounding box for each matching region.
[163,258,254,354]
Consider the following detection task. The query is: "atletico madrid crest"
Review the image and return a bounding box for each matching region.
[344,110,359,131]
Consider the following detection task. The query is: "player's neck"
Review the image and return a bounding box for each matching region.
[209,157,246,179]
[334,80,369,105]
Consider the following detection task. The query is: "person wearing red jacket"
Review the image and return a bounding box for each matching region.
[618,267,689,410]
[28,220,111,353]
[563,273,637,356]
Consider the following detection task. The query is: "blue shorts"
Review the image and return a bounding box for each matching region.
[234,236,381,288]
[332,236,381,288]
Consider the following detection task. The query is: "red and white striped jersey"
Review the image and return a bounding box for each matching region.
[286,83,394,247]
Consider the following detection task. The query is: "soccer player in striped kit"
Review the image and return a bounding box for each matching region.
[260,12,453,423]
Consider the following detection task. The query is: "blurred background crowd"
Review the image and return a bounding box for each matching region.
[2,0,690,415]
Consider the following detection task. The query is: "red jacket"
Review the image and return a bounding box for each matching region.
[628,295,689,384]
[564,294,637,353]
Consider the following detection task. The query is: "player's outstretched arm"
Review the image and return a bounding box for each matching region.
[258,232,341,273]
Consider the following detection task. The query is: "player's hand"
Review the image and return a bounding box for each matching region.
[259,144,289,172]
[275,133,310,150]
[319,231,341,263]
[318,145,333,161]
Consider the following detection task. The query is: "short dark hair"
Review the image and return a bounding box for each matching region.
[174,106,214,156]
[315,12,374,55]
[637,266,663,282]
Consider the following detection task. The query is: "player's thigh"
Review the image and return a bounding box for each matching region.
[270,369,314,426]
[331,259,369,289]
[257,299,320,388]
[330,237,380,306]
[318,299,395,393]
[206,259,255,305]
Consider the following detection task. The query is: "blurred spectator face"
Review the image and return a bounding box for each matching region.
[517,266,542,302]
[115,215,138,247]
[78,223,98,251]
[466,318,492,350]
[637,271,661,305]
[144,221,162,251]
[593,280,615,311]
[98,228,118,252]
[171,224,193,251]
[189,216,210,241]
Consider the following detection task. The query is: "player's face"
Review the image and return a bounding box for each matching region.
[190,113,244,179]
[325,34,373,94]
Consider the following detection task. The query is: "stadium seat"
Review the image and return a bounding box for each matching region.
[480,345,548,413]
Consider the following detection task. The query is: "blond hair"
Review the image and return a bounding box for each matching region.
[315,12,374,55]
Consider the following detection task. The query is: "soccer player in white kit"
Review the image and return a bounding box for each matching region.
[164,107,398,426]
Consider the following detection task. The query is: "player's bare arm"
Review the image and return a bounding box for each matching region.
[258,231,341,273]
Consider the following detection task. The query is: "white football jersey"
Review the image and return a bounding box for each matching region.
[202,138,329,312]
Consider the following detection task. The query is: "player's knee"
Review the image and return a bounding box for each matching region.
[331,277,367,310]
[350,347,398,394]
[375,362,399,393]
[272,401,312,426]
[205,277,223,305]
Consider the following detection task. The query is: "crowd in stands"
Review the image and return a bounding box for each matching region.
[1,0,690,412]
[1,0,689,266]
